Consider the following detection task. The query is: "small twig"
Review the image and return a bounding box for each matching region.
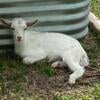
[85,73,100,78]
[85,66,100,72]
[33,80,37,88]
[89,59,100,62]
[86,37,100,40]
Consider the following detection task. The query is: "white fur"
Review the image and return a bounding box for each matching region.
[10,18,89,84]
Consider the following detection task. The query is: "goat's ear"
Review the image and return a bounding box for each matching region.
[0,18,11,27]
[26,20,39,27]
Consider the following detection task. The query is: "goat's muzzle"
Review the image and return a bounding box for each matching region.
[17,36,22,42]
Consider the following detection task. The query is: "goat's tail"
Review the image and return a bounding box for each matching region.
[80,53,89,67]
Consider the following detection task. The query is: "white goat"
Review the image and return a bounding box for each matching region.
[1,18,89,84]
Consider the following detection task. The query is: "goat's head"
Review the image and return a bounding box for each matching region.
[1,18,38,42]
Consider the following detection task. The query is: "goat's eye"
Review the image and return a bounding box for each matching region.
[24,28,27,30]
[11,28,15,30]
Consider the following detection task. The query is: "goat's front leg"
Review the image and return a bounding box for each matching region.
[23,51,46,65]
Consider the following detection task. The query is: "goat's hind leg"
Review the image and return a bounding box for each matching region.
[69,64,85,84]
[63,56,85,84]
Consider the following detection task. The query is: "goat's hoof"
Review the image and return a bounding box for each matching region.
[69,76,76,84]
[51,61,60,68]
[51,61,65,68]
[23,57,32,65]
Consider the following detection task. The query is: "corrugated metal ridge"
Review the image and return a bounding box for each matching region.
[32,18,89,32]
[0,17,89,35]
[23,10,89,22]
[0,1,85,7]
[0,1,89,15]
[0,8,89,19]
[71,27,88,39]
[0,0,89,4]
[0,0,29,3]
[0,10,88,24]
[0,39,13,45]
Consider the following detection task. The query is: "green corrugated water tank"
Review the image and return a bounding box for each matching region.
[0,0,90,48]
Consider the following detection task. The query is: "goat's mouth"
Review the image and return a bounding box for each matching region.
[17,39,22,42]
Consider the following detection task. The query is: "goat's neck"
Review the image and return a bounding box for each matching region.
[14,36,27,56]
[15,40,25,49]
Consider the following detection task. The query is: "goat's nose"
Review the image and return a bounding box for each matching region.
[17,36,22,41]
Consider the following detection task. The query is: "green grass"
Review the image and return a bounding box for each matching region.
[52,84,100,100]
[91,0,100,17]
[35,60,56,77]
[53,93,75,100]
[92,84,100,100]
[0,0,100,99]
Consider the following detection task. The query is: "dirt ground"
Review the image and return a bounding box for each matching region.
[20,66,100,99]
